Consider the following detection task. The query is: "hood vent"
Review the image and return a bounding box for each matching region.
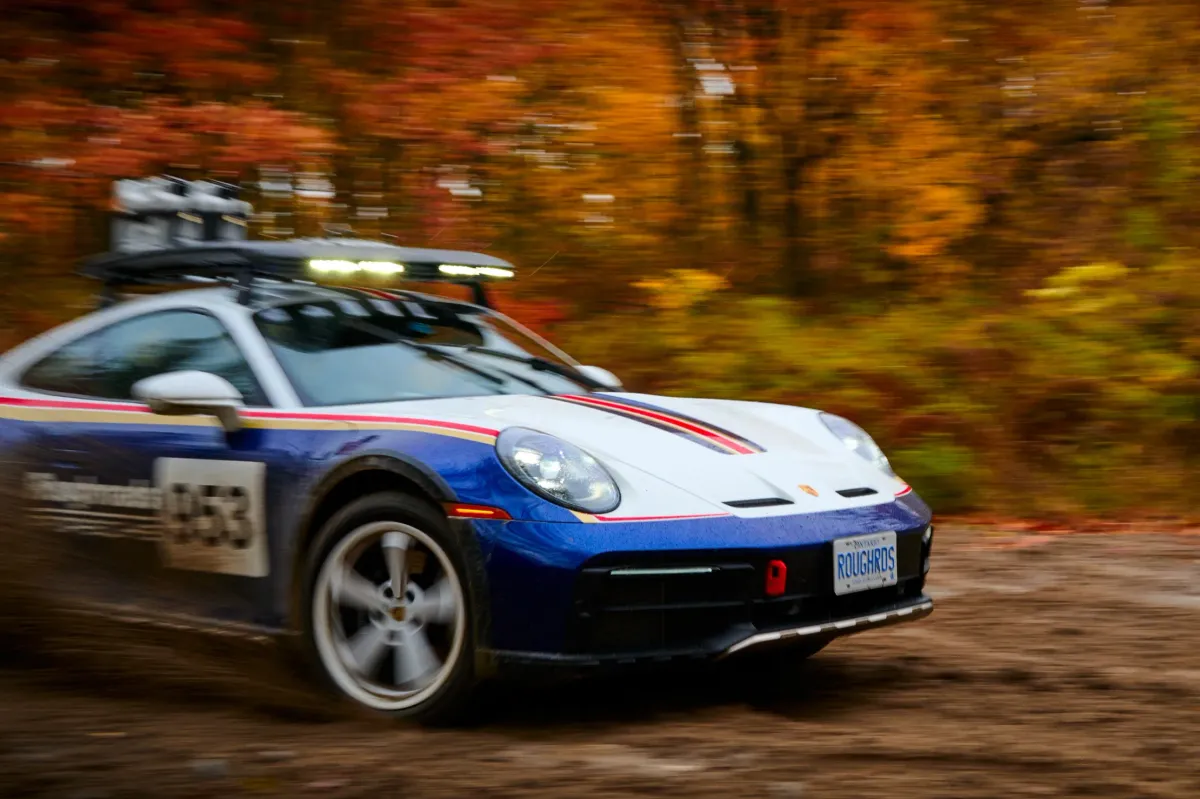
[723,497,795,509]
[836,487,879,498]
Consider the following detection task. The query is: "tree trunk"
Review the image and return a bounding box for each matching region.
[662,4,706,264]
[781,133,814,296]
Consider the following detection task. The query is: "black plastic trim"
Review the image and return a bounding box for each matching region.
[723,497,795,508]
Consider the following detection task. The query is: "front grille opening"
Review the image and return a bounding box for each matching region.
[571,563,755,654]
[724,497,794,508]
[836,487,879,498]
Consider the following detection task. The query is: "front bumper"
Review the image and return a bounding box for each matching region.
[478,518,934,667]
[472,498,934,655]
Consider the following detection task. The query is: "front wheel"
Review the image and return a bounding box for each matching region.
[301,493,478,723]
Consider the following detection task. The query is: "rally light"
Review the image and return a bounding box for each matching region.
[358,261,406,275]
[438,264,514,279]
[309,259,405,275]
[310,259,357,274]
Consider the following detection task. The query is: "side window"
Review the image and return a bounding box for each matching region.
[20,334,105,396]
[99,311,269,406]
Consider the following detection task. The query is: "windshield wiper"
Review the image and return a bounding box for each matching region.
[426,346,554,394]
[342,319,507,388]
[458,346,608,391]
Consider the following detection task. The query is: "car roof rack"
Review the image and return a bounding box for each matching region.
[80,238,516,309]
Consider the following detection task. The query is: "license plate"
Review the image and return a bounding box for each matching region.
[832,531,898,596]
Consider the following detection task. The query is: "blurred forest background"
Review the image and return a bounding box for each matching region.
[2,0,1198,517]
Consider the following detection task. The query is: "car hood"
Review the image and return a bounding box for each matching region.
[328,392,909,518]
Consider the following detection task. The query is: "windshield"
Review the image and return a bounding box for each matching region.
[254,292,588,406]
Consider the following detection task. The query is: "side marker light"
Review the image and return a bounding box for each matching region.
[444,503,512,520]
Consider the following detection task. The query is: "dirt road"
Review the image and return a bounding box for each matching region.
[1,525,1198,798]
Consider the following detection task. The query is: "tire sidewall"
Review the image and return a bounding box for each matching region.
[299,491,480,723]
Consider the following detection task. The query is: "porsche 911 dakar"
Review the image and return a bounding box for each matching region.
[0,177,934,722]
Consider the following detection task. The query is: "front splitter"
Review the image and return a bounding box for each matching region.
[718,596,935,658]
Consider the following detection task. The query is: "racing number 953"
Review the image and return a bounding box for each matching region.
[163,482,253,549]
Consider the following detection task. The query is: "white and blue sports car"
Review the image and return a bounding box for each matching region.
[0,189,933,722]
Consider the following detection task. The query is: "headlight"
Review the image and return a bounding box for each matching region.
[818,413,897,478]
[496,428,620,514]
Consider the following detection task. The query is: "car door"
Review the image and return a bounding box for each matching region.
[17,307,297,627]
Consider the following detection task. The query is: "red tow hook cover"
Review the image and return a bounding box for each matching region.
[765,559,787,596]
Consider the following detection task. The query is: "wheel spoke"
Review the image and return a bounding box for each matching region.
[331,565,386,613]
[344,624,391,678]
[394,627,440,687]
[382,531,411,600]
[411,577,459,626]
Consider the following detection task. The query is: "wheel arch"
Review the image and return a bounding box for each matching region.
[288,454,456,627]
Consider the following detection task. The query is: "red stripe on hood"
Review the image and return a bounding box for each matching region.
[558,394,756,454]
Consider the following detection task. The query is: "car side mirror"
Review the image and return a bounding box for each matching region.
[576,365,623,390]
[132,370,245,433]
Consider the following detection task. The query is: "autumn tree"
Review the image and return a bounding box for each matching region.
[0,0,334,331]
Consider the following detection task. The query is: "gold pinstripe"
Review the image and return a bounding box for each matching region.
[0,406,499,444]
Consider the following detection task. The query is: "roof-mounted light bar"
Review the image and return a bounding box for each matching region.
[310,259,406,275]
[85,238,517,307]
